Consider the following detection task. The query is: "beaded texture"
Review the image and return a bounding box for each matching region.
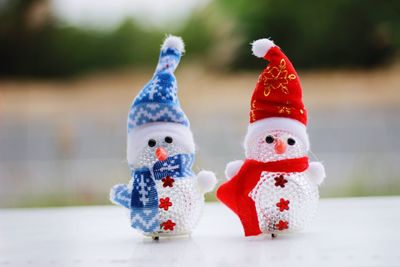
[249,171,318,233]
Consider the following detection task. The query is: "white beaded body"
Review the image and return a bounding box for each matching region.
[250,171,319,233]
[149,177,203,236]
[244,124,323,234]
[124,126,213,237]
[130,140,204,236]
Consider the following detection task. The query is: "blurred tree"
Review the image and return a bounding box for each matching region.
[0,0,213,77]
[1,0,399,77]
[0,0,55,76]
[0,0,52,32]
[0,0,165,77]
[216,0,400,69]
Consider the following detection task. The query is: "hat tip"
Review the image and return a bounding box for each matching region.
[162,35,185,53]
[252,38,275,58]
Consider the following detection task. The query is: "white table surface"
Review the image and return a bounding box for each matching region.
[1,197,399,267]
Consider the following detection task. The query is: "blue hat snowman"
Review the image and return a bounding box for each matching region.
[128,35,189,132]
[111,35,218,238]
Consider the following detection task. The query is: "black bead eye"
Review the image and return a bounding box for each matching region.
[265,135,274,144]
[165,136,173,144]
[148,139,156,147]
[287,138,296,146]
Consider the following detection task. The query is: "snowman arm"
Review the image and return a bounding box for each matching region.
[110,183,132,209]
[197,170,217,194]
[225,160,244,180]
[306,162,326,185]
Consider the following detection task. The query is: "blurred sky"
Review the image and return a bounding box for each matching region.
[51,0,210,29]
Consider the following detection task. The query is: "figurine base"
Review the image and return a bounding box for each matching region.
[147,231,192,241]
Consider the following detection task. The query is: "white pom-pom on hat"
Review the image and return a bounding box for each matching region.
[251,38,275,58]
[162,35,185,53]
[197,170,217,193]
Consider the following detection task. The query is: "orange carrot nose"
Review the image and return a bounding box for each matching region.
[274,139,287,154]
[155,147,168,161]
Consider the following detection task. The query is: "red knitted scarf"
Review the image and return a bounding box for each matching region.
[217,157,309,236]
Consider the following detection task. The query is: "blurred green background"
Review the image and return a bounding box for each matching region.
[0,0,399,207]
[2,0,399,77]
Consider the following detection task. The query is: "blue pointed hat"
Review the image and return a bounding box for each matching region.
[128,35,189,132]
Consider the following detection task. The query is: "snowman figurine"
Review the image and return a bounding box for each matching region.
[217,38,326,237]
[110,35,217,240]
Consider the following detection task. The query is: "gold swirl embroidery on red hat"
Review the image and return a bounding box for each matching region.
[278,106,291,114]
[250,100,257,121]
[259,58,296,97]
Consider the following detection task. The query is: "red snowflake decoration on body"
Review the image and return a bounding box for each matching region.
[275,220,289,231]
[161,220,176,231]
[274,175,288,188]
[159,197,172,211]
[162,176,174,187]
[276,198,290,212]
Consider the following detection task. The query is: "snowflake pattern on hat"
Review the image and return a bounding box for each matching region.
[128,45,189,131]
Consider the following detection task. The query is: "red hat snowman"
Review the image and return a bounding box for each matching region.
[217,38,326,237]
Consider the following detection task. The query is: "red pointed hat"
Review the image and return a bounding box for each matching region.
[250,38,307,125]
[246,38,309,149]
